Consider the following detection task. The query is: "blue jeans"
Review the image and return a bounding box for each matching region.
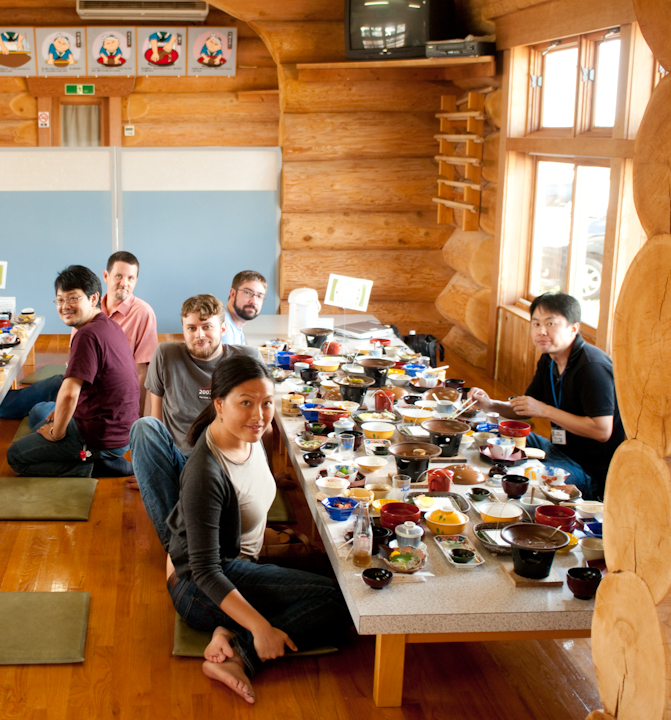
[7,401,129,478]
[129,417,187,550]
[526,433,595,499]
[0,374,63,419]
[168,560,351,677]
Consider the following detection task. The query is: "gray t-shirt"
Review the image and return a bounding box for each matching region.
[145,342,262,453]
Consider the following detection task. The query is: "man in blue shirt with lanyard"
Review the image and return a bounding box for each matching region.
[470,292,624,500]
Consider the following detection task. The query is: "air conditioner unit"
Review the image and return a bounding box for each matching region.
[76,0,209,22]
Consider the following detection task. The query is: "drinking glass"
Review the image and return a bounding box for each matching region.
[392,474,411,501]
[339,433,355,461]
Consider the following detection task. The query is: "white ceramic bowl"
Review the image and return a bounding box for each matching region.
[356,456,388,474]
[415,376,439,388]
[388,374,410,387]
[459,434,475,450]
[574,502,603,520]
[579,537,605,561]
[487,437,516,460]
[315,477,349,497]
[363,481,392,499]
[472,431,497,445]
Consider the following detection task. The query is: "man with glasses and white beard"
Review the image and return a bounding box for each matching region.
[221,271,267,346]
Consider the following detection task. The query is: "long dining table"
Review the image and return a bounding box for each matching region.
[247,316,594,707]
[0,316,45,405]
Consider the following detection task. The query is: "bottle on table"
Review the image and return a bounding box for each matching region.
[352,500,373,568]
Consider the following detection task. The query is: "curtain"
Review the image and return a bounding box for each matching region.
[61,105,101,147]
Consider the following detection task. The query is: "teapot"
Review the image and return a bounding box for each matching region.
[427,467,453,493]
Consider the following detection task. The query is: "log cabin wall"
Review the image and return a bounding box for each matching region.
[0,7,280,149]
[207,1,507,341]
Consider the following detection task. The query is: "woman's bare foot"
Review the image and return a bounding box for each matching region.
[203,654,255,704]
[204,626,235,663]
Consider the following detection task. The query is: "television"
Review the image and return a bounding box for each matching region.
[345,0,458,61]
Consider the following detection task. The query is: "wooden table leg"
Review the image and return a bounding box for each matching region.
[26,345,36,366]
[373,634,406,707]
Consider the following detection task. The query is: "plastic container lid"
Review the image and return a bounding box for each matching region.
[395,521,424,540]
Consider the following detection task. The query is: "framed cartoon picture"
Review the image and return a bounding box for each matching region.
[36,28,84,76]
[0,28,36,76]
[187,27,236,77]
[87,27,136,75]
[136,27,186,76]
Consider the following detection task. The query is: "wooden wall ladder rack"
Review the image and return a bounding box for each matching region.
[434,92,486,230]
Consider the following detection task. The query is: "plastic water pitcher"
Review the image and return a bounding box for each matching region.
[287,288,321,342]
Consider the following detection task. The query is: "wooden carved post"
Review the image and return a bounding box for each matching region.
[588,4,671,716]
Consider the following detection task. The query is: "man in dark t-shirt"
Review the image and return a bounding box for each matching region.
[7,265,139,478]
[470,293,624,500]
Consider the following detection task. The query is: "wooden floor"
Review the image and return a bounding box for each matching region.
[0,336,603,720]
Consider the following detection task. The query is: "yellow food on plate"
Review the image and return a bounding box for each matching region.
[415,495,436,509]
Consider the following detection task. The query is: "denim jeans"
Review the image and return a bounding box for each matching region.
[0,374,64,419]
[168,560,352,676]
[526,433,595,499]
[129,417,187,550]
[7,401,129,477]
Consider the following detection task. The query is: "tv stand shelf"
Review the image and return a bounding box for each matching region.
[295,56,496,83]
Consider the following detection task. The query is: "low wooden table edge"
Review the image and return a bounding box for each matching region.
[373,627,592,706]
[0,316,45,403]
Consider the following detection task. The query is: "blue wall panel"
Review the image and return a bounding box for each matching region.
[121,190,277,333]
[0,191,113,333]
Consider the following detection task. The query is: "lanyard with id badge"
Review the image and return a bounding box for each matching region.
[549,359,567,445]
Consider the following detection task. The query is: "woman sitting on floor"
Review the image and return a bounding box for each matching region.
[165,356,351,704]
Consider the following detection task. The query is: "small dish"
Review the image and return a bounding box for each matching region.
[582,521,603,539]
[315,477,349,497]
[295,436,325,452]
[388,538,427,552]
[555,532,579,554]
[487,437,516,460]
[377,544,426,573]
[425,509,468,535]
[362,568,393,589]
[303,451,326,467]
[579,537,605,561]
[321,496,358,521]
[433,535,484,567]
[450,548,475,563]
[371,497,402,513]
[478,502,523,524]
[364,438,391,456]
[480,446,528,466]
[361,422,395,440]
[356,456,388,474]
[327,463,358,482]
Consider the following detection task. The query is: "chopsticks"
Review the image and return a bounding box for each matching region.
[424,365,450,374]
[447,397,478,420]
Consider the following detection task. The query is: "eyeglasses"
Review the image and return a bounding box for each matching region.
[54,295,85,307]
[237,288,265,301]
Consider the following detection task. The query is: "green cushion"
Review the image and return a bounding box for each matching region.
[172,614,336,658]
[20,365,66,385]
[267,488,295,524]
[0,592,89,664]
[0,476,97,520]
[11,417,31,443]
